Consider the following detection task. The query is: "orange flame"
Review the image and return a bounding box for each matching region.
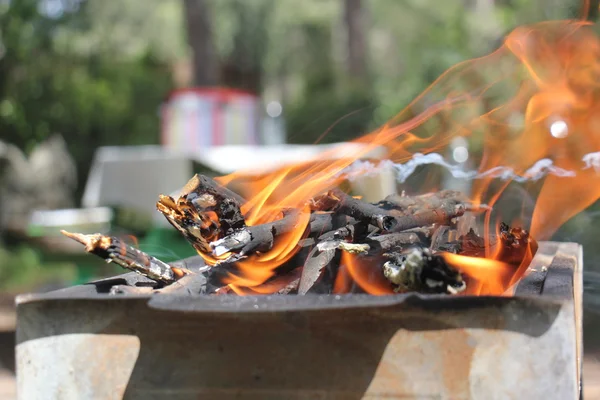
[199,20,600,294]
[336,252,394,295]
[441,253,516,296]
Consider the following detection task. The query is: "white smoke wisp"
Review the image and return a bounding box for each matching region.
[341,152,582,184]
[582,152,600,172]
[339,159,396,179]
[393,153,477,183]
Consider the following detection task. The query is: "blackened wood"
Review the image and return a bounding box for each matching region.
[277,278,300,294]
[157,174,247,254]
[204,262,239,292]
[298,245,339,295]
[171,174,246,233]
[180,174,246,204]
[313,189,465,233]
[317,221,367,242]
[381,190,489,215]
[366,232,422,251]
[60,231,187,285]
[309,213,348,236]
[210,210,302,256]
[312,189,398,230]
[495,223,539,265]
[430,226,450,251]
[211,211,348,257]
[386,203,465,233]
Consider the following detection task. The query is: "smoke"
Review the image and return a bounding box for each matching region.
[343,152,586,184]
[582,152,600,172]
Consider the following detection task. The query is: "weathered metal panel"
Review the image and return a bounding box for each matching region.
[15,241,581,400]
[17,334,139,400]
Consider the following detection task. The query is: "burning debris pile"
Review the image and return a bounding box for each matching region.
[62,173,537,296]
[59,19,600,297]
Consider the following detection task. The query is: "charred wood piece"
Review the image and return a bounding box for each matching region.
[277,278,300,294]
[308,213,348,236]
[313,189,465,233]
[210,211,349,257]
[315,239,371,255]
[210,210,301,256]
[61,231,188,285]
[430,226,450,251]
[381,190,491,215]
[312,189,398,231]
[156,174,246,253]
[496,223,539,265]
[386,203,465,232]
[366,232,423,251]
[298,245,340,295]
[383,247,466,294]
[317,221,371,242]
[442,224,538,266]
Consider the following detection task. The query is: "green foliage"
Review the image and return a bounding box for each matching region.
[282,19,375,144]
[0,245,76,291]
[0,0,173,200]
[286,83,376,144]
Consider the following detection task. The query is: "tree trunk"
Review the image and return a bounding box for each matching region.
[183,0,218,86]
[585,0,600,21]
[219,0,271,95]
[343,0,368,83]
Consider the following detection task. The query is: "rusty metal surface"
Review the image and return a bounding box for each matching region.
[15,241,582,400]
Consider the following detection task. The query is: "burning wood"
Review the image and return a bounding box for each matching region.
[382,247,466,294]
[60,230,191,285]
[62,174,537,296]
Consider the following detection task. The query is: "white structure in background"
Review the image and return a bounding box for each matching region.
[443,136,472,195]
[191,143,395,202]
[81,143,396,222]
[189,143,382,175]
[161,88,260,150]
[29,207,113,237]
[158,87,394,203]
[161,89,287,151]
[82,146,194,226]
[262,101,286,145]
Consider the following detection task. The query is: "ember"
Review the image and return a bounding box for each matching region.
[62,19,600,299]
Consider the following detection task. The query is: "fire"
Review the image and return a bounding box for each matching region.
[334,252,394,295]
[441,253,517,296]
[174,19,600,296]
